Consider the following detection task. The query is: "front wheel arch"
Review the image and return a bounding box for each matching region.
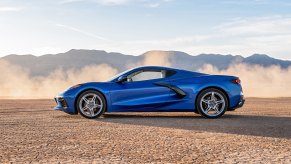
[74,89,108,114]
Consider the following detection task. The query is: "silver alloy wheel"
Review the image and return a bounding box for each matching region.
[199,91,226,117]
[79,93,103,118]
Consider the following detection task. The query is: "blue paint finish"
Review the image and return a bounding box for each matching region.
[54,66,244,114]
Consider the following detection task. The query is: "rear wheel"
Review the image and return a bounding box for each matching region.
[76,90,106,119]
[196,88,228,119]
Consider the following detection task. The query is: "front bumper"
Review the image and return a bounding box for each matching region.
[55,97,67,108]
[54,96,77,114]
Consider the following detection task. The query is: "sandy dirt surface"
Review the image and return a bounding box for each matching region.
[0,98,291,163]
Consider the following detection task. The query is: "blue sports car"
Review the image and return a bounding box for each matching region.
[54,66,245,119]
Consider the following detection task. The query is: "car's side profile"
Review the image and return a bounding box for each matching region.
[54,66,245,119]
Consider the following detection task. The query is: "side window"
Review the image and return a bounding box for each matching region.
[131,71,162,82]
[127,69,176,82]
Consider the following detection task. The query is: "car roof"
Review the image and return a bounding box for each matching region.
[135,66,199,74]
[134,66,180,71]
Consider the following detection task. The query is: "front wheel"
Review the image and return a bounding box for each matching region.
[196,88,228,119]
[76,90,106,119]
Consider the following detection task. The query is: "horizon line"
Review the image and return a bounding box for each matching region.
[1,48,289,61]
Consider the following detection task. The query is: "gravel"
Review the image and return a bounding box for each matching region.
[0,98,290,163]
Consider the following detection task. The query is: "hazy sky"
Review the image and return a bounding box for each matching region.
[0,0,291,59]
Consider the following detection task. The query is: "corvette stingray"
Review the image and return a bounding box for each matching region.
[54,66,245,119]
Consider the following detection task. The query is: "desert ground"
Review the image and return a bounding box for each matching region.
[0,98,290,163]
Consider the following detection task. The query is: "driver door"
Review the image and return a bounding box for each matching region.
[109,69,173,112]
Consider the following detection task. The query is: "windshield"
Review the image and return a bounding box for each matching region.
[107,68,134,82]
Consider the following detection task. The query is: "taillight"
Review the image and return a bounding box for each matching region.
[231,79,241,85]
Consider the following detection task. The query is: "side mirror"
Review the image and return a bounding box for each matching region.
[117,75,127,83]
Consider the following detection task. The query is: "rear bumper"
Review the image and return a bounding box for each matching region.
[236,98,245,108]
[231,95,245,110]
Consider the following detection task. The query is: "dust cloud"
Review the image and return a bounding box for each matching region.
[1,50,172,98]
[0,60,117,98]
[127,51,172,69]
[1,52,291,98]
[142,51,172,66]
[138,51,291,97]
[199,63,291,97]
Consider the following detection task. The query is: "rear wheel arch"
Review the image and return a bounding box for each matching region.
[74,88,108,114]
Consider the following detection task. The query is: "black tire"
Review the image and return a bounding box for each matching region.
[196,88,228,119]
[76,90,106,119]
[227,108,236,111]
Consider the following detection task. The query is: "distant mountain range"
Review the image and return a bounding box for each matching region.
[2,49,291,76]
